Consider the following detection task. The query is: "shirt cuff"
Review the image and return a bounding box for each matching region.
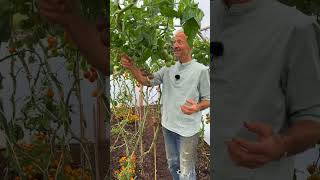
[289,106,320,124]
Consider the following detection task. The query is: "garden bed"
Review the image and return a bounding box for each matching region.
[0,143,109,180]
[111,106,210,180]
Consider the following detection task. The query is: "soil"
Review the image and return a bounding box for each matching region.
[111,106,210,180]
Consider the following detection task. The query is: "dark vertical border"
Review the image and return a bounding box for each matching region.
[210,0,214,179]
[105,0,111,178]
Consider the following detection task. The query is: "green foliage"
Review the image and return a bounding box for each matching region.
[0,0,107,178]
[9,122,24,142]
[193,36,210,66]
[111,0,209,75]
[180,1,204,46]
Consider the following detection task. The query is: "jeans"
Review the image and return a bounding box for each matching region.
[162,127,199,180]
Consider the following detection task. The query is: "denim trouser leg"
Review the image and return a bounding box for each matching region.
[162,127,199,180]
[163,127,180,180]
[178,134,198,180]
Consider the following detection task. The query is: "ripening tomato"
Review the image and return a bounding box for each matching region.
[91,89,99,97]
[47,36,57,49]
[47,89,54,98]
[9,47,17,54]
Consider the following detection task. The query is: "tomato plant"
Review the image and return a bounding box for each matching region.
[0,0,108,179]
[110,0,209,179]
[293,147,320,180]
[111,0,209,75]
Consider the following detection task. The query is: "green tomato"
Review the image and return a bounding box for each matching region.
[66,63,74,71]
[161,49,169,61]
[12,13,29,30]
[113,65,120,72]
[52,48,58,57]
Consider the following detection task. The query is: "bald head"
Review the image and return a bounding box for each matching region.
[172,30,192,63]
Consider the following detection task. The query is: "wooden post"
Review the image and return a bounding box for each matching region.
[95,73,108,179]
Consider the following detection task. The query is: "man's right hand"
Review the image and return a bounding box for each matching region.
[37,0,77,28]
[120,54,155,86]
[121,54,135,70]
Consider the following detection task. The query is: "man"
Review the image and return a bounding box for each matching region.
[212,0,320,179]
[37,0,108,75]
[121,31,210,180]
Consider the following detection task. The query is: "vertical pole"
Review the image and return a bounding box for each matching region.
[96,73,108,179]
[139,85,144,163]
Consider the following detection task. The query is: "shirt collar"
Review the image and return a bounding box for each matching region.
[177,59,195,67]
[219,0,266,16]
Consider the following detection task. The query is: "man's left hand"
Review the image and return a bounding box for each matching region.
[225,121,287,169]
[181,99,199,115]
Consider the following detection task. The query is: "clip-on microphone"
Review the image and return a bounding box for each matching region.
[211,41,224,57]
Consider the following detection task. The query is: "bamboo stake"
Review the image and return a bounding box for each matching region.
[139,85,144,163]
[153,116,157,180]
[75,52,87,179]
[93,104,100,180]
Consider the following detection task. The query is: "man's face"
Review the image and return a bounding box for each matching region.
[172,32,192,59]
